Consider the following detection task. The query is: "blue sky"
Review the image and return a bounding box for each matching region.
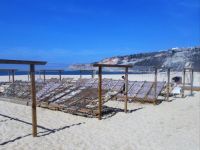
[0,0,199,67]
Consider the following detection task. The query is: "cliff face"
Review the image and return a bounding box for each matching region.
[69,47,200,71]
[99,47,200,71]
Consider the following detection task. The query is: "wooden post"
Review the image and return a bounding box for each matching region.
[59,70,62,81]
[80,70,82,79]
[8,70,11,82]
[91,70,94,78]
[30,64,37,137]
[39,71,41,79]
[11,70,15,83]
[190,69,193,96]
[43,70,46,82]
[154,68,157,103]
[182,68,185,98]
[98,66,102,120]
[167,68,170,101]
[124,67,128,113]
[28,71,30,81]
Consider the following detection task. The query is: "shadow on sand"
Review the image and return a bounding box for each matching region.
[102,107,143,119]
[0,113,85,146]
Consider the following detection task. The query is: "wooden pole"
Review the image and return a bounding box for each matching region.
[190,69,193,96]
[182,68,185,98]
[91,70,94,78]
[98,66,102,120]
[43,70,46,82]
[30,64,37,137]
[8,70,11,82]
[80,70,82,79]
[167,68,170,101]
[39,71,41,79]
[28,71,30,81]
[59,70,62,81]
[154,68,157,103]
[125,67,128,113]
[12,70,15,83]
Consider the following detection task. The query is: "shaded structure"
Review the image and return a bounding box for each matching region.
[0,59,47,137]
[93,63,133,120]
[155,67,171,102]
[0,69,17,83]
[116,67,170,104]
[40,69,64,82]
[182,67,194,97]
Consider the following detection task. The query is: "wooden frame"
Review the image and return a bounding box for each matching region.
[0,59,46,137]
[182,68,194,97]
[93,63,133,120]
[0,69,17,83]
[154,67,170,102]
[40,69,64,82]
[79,69,96,79]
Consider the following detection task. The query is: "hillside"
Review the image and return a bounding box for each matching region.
[70,47,200,71]
[99,47,200,71]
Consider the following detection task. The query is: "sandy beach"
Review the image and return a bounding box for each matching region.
[1,0,199,149]
[0,74,200,150]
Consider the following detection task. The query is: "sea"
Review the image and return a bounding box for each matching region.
[0,70,151,76]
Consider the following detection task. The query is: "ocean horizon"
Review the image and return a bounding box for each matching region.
[0,70,154,76]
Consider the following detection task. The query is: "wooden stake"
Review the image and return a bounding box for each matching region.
[124,67,128,113]
[8,70,11,82]
[43,70,46,82]
[98,66,102,120]
[154,68,157,103]
[30,64,37,137]
[80,70,82,79]
[39,71,41,79]
[190,69,193,96]
[28,71,30,81]
[182,69,185,98]
[12,70,15,83]
[91,70,94,78]
[167,68,170,101]
[59,70,62,81]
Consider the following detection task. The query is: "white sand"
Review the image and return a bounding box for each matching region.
[1,71,200,86]
[0,75,200,150]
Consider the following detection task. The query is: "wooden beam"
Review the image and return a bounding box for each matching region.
[30,64,37,137]
[93,63,133,68]
[124,67,128,113]
[0,69,17,71]
[0,59,46,65]
[98,66,102,120]
[167,68,170,101]
[182,68,186,98]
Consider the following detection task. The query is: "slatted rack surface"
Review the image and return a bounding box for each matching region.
[0,78,167,117]
[146,82,166,101]
[136,82,154,99]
